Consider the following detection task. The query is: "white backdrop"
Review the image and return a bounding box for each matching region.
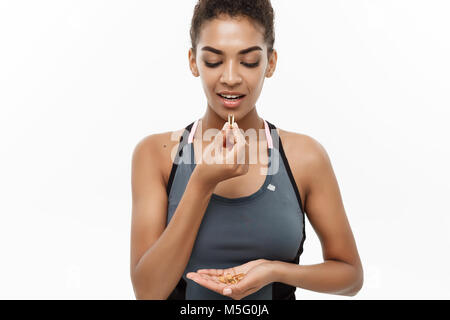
[0,0,449,299]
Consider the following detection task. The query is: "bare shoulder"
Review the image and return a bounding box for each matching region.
[277,128,332,195]
[132,128,186,187]
[278,128,327,159]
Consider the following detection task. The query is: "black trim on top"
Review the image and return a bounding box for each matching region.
[166,122,194,300]
[277,129,307,271]
[166,122,194,197]
[265,121,305,215]
[265,120,306,300]
[167,276,187,300]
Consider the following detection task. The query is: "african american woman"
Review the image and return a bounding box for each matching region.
[130,0,364,300]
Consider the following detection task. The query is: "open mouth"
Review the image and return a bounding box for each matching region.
[217,93,246,101]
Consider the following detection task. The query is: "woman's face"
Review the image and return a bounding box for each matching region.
[189,15,277,121]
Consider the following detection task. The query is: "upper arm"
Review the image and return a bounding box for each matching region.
[130,135,169,279]
[302,136,362,270]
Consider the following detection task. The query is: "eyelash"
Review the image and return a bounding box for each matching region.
[204,61,260,68]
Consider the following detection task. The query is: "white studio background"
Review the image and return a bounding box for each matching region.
[0,0,449,299]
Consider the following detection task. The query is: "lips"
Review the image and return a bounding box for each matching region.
[217,93,246,108]
[218,91,246,96]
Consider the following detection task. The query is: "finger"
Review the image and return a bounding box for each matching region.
[196,269,209,274]
[223,120,231,130]
[197,269,223,276]
[230,129,249,165]
[226,129,236,146]
[230,123,247,146]
[214,122,229,147]
[215,121,229,143]
[214,128,225,147]
[227,279,255,298]
[207,128,226,163]
[199,272,223,282]
[220,268,234,276]
[223,126,235,150]
[186,272,196,279]
[223,286,233,296]
[223,282,247,298]
[191,273,227,294]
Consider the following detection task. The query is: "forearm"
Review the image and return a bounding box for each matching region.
[133,171,215,300]
[271,259,363,297]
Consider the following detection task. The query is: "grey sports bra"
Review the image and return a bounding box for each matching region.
[165,119,306,300]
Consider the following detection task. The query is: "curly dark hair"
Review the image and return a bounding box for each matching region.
[190,0,275,58]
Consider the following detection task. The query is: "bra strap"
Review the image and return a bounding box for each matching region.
[188,119,199,144]
[263,119,273,149]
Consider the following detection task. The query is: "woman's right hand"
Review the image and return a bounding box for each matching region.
[192,121,249,189]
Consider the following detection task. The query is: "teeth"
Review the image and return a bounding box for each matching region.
[220,94,242,99]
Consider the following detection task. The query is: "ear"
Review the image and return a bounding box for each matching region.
[188,48,200,77]
[265,49,278,78]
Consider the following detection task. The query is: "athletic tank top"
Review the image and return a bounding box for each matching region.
[165,119,306,300]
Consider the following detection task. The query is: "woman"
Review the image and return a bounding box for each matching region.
[130,0,363,300]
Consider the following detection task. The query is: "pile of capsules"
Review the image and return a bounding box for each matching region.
[217,272,245,285]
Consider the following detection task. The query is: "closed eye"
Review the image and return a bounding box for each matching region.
[204,61,260,68]
[242,61,260,68]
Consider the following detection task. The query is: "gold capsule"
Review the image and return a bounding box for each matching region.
[217,272,246,285]
[228,114,235,129]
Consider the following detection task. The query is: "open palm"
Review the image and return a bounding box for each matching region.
[186,259,273,300]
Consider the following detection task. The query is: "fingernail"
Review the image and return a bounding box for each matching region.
[223,288,232,295]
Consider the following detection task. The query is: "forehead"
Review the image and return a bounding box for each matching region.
[198,15,265,51]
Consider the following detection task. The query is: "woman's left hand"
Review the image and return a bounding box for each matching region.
[186,259,276,300]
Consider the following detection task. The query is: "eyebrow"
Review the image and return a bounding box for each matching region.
[201,45,263,55]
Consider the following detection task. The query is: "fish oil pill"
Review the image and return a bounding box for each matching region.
[218,272,246,285]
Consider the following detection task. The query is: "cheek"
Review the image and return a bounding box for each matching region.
[246,71,265,94]
[199,71,217,90]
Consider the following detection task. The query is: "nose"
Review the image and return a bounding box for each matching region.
[220,60,242,86]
